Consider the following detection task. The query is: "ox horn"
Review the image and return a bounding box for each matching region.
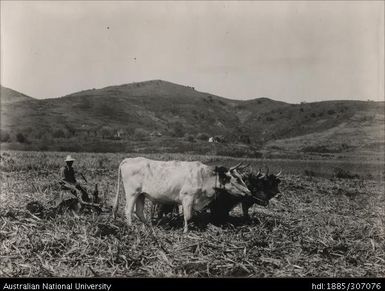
[258,168,266,179]
[276,170,282,177]
[237,163,250,172]
[241,163,250,169]
[230,162,243,171]
[258,166,269,179]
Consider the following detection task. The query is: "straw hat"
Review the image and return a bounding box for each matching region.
[65,155,75,162]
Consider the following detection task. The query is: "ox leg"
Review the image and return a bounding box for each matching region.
[182,196,194,233]
[125,193,139,226]
[135,194,147,224]
[241,202,251,220]
[150,203,156,221]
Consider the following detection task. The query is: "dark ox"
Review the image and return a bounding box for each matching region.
[112,157,251,232]
[150,203,179,220]
[152,167,282,223]
[209,168,282,222]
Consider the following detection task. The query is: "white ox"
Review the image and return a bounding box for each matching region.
[112,157,251,232]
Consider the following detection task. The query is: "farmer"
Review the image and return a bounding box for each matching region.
[60,155,90,202]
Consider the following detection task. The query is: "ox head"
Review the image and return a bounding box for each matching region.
[243,167,282,206]
[213,163,251,197]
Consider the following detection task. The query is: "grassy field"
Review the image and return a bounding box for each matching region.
[0,150,384,277]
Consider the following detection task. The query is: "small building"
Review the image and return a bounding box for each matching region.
[115,129,125,139]
[150,131,162,137]
[208,136,225,143]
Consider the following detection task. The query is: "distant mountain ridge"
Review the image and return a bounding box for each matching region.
[1,80,383,154]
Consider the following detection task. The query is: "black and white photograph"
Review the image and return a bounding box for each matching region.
[0,0,384,283]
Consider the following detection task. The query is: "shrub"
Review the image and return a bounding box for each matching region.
[304,169,316,177]
[133,128,148,141]
[333,167,359,179]
[38,143,49,151]
[302,145,332,153]
[196,133,209,141]
[269,145,282,150]
[38,134,53,150]
[303,144,350,154]
[53,129,65,138]
[185,134,195,142]
[170,122,185,137]
[34,131,45,139]
[79,98,91,110]
[64,124,76,137]
[16,133,27,143]
[97,103,115,116]
[100,126,113,139]
[216,148,248,158]
[1,131,11,142]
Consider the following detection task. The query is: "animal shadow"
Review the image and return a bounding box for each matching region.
[150,212,263,232]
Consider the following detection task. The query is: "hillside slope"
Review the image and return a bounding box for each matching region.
[0,85,35,104]
[1,80,383,155]
[265,111,385,154]
[1,80,260,139]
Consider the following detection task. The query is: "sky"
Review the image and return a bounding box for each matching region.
[1,1,384,102]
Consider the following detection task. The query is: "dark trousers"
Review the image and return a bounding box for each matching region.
[61,183,90,202]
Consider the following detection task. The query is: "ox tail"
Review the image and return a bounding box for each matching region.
[112,162,122,219]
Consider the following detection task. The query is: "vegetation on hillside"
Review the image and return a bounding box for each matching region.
[1,81,383,155]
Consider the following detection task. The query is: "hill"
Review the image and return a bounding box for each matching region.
[265,110,384,156]
[0,80,383,156]
[1,80,251,145]
[0,85,35,104]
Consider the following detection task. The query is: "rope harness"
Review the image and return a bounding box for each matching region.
[251,193,269,205]
[214,169,269,206]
